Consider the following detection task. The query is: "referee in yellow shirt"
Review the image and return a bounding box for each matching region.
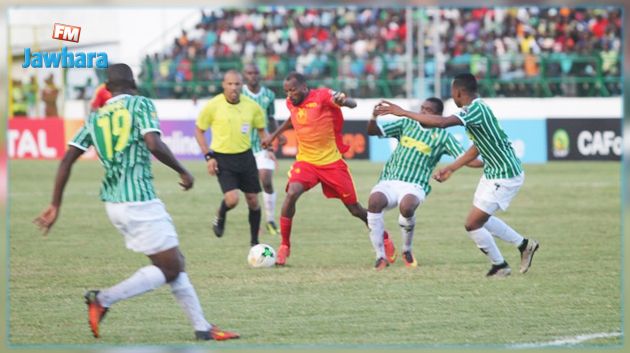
[195,70,268,247]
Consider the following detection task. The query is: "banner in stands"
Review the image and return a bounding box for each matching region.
[8,119,66,160]
[275,120,369,160]
[370,119,547,164]
[547,118,622,161]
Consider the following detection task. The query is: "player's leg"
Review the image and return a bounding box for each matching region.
[87,201,178,337]
[467,175,516,277]
[321,161,394,264]
[344,202,367,222]
[367,189,390,270]
[244,192,261,246]
[213,153,243,237]
[238,151,263,246]
[214,189,239,237]
[479,173,539,273]
[277,162,318,265]
[277,182,306,265]
[484,216,525,247]
[163,248,239,341]
[256,151,278,235]
[259,168,278,234]
[91,247,179,307]
[94,201,239,340]
[465,206,511,277]
[398,193,422,268]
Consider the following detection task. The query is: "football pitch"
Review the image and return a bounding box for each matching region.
[7,159,622,348]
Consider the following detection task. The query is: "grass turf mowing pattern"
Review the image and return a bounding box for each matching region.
[8,160,621,346]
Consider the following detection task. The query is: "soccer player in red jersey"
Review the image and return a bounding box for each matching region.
[262,72,392,266]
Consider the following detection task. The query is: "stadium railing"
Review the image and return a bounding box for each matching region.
[135,53,620,99]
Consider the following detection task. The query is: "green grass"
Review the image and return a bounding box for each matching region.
[7,160,622,348]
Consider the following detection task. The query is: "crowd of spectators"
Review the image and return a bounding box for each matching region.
[138,6,622,99]
[432,7,622,97]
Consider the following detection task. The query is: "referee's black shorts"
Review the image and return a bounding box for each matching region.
[214,149,261,194]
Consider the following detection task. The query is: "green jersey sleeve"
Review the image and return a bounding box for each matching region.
[134,97,161,135]
[267,90,276,118]
[69,124,93,151]
[380,119,405,139]
[454,103,483,127]
[444,132,465,158]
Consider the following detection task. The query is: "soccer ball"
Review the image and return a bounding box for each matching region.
[247,244,276,268]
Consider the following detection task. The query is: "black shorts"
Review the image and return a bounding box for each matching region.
[214,150,261,194]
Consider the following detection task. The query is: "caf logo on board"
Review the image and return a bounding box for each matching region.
[552,129,569,158]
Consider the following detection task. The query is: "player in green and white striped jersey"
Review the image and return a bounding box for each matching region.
[367,97,483,270]
[375,73,539,277]
[242,63,281,235]
[34,64,239,341]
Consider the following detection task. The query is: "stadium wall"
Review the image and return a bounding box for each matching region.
[8,98,622,162]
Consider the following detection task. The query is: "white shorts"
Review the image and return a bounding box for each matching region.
[254,150,275,170]
[105,199,179,256]
[473,173,524,215]
[370,180,426,210]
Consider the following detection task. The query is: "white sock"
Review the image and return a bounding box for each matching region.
[467,228,505,265]
[97,265,166,308]
[263,192,276,223]
[367,212,386,259]
[484,216,524,246]
[169,272,212,332]
[398,214,415,252]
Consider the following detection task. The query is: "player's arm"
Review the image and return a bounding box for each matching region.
[367,105,383,136]
[434,145,481,183]
[257,128,276,161]
[266,114,286,145]
[375,100,462,128]
[194,126,219,176]
[262,118,292,148]
[33,146,84,235]
[257,126,271,150]
[466,154,484,168]
[145,132,194,190]
[332,91,357,108]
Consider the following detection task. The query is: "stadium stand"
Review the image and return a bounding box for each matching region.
[137,7,621,99]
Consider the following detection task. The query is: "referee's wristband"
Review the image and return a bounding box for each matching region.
[204,151,215,161]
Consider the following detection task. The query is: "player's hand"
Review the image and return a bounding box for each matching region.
[33,205,59,235]
[261,136,273,149]
[433,167,454,183]
[374,100,404,116]
[207,158,219,176]
[333,91,357,108]
[333,91,347,106]
[179,171,194,190]
[371,104,382,120]
[278,134,287,146]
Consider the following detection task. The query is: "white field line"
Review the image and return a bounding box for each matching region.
[510,331,622,348]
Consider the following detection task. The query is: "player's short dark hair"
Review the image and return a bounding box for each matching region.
[425,97,444,115]
[106,63,137,91]
[452,73,478,94]
[285,71,307,85]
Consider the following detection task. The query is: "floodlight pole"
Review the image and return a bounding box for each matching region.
[405,8,413,100]
[417,8,425,100]
[433,7,442,99]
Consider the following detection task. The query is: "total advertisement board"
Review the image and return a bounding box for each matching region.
[7,119,66,160]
